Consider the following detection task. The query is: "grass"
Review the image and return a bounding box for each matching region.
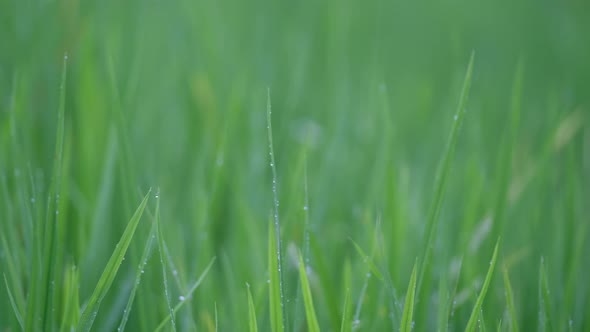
[1,0,589,331]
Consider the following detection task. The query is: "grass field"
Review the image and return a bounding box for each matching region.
[1,0,589,331]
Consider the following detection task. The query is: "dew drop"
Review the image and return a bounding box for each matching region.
[303,205,308,211]
[454,114,458,121]
[172,270,178,276]
[179,295,185,301]
[141,270,145,274]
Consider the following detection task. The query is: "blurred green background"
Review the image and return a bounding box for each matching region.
[1,0,589,331]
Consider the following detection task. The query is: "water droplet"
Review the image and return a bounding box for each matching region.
[141,270,145,274]
[64,54,68,60]
[270,163,274,167]
[172,270,178,276]
[454,115,458,121]
[303,205,308,211]
[31,197,35,203]
[179,295,185,301]
[267,279,270,284]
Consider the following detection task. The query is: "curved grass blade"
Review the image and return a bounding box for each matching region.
[76,189,151,332]
[154,257,217,332]
[117,213,158,331]
[268,219,285,332]
[247,283,259,332]
[418,51,475,299]
[4,273,23,330]
[502,267,519,332]
[400,261,418,332]
[465,238,500,332]
[298,252,320,332]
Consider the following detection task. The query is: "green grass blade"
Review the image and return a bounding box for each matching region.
[502,267,519,332]
[400,261,418,332]
[465,237,500,332]
[26,53,68,332]
[340,288,351,332]
[117,212,157,331]
[268,219,285,332]
[298,252,320,332]
[76,189,151,332]
[539,257,554,332]
[418,51,475,297]
[60,265,80,332]
[350,239,384,282]
[247,283,259,332]
[154,257,216,332]
[266,88,286,332]
[4,273,24,330]
[155,190,177,332]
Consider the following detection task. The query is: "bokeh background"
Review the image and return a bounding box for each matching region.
[1,0,589,331]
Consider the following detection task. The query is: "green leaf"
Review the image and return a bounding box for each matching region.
[155,191,177,332]
[340,288,351,332]
[77,189,151,332]
[400,261,418,332]
[539,257,554,332]
[465,238,500,332]
[299,252,320,332]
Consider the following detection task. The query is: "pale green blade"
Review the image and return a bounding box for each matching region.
[502,267,519,332]
[298,252,320,332]
[76,190,151,332]
[465,238,500,332]
[400,261,418,332]
[154,257,216,332]
[247,283,259,332]
[268,220,285,332]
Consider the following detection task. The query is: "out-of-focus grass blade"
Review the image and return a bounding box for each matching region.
[298,252,320,332]
[502,267,519,332]
[76,189,151,332]
[400,261,418,332]
[4,273,23,330]
[25,54,68,332]
[268,220,285,332]
[418,51,475,299]
[479,309,487,332]
[340,288,351,332]
[60,264,80,332]
[118,212,158,331]
[155,191,177,332]
[154,257,216,332]
[465,237,500,332]
[247,283,259,332]
[539,257,553,332]
[350,239,384,281]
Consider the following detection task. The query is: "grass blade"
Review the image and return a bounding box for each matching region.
[267,88,286,332]
[502,267,519,332]
[465,237,500,332]
[59,264,80,332]
[4,273,24,330]
[154,257,216,332]
[155,191,177,332]
[350,239,384,282]
[117,211,158,331]
[24,53,68,332]
[340,288,351,332]
[400,261,418,332]
[417,51,475,298]
[268,219,285,332]
[76,189,151,332]
[247,283,259,332]
[539,257,553,332]
[298,252,320,332]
